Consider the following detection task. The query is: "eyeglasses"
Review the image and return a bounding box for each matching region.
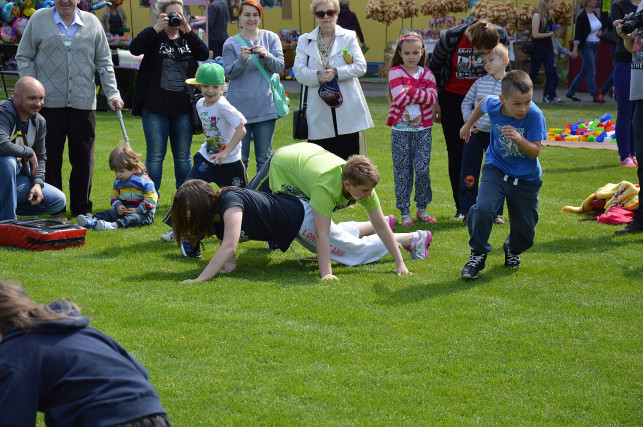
[315,9,337,18]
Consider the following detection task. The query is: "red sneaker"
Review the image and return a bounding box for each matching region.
[620,157,636,167]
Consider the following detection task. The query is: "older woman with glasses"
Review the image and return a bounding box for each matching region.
[292,0,373,160]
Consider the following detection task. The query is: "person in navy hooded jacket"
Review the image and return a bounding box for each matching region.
[0,281,171,427]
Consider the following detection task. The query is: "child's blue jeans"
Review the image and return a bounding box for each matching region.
[94,208,155,229]
[458,131,503,218]
[468,163,542,254]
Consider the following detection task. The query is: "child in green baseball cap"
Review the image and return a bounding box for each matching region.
[161,62,248,257]
[185,62,247,167]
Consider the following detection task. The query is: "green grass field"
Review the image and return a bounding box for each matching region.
[1,96,641,425]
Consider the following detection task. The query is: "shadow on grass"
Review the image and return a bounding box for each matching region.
[531,233,643,254]
[372,264,521,305]
[544,163,614,175]
[622,265,643,280]
[124,244,325,283]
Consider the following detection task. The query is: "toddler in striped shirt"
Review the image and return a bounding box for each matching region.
[459,43,509,227]
[77,145,158,231]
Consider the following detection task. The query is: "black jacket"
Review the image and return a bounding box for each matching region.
[428,20,510,92]
[573,9,601,49]
[611,0,639,62]
[129,27,209,116]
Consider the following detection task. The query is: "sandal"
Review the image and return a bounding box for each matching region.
[566,94,581,101]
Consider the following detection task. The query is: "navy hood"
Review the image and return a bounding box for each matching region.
[2,300,89,343]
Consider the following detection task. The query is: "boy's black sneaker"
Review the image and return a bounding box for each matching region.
[503,242,521,268]
[180,239,203,258]
[615,214,643,234]
[461,250,487,279]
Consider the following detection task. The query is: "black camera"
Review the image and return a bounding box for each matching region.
[167,12,181,27]
[621,10,643,34]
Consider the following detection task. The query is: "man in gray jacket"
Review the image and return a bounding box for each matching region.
[16,0,124,218]
[0,77,66,221]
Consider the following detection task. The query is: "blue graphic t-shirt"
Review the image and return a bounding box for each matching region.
[482,96,545,181]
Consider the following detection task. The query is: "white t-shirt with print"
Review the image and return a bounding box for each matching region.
[196,96,247,165]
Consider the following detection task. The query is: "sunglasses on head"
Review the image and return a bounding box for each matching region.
[315,9,337,18]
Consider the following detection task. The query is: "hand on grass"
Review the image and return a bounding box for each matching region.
[396,264,410,276]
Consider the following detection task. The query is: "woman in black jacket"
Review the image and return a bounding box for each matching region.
[566,0,603,102]
[130,0,209,193]
[428,20,509,221]
[608,0,640,166]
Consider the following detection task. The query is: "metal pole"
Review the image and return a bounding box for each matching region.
[117,110,130,147]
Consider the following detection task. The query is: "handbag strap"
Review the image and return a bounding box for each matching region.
[300,40,310,110]
[235,34,274,88]
[176,61,198,101]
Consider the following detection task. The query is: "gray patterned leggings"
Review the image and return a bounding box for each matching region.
[391,127,433,215]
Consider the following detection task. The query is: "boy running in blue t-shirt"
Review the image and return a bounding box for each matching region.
[458,70,546,279]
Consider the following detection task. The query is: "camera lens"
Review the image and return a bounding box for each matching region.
[168,12,181,27]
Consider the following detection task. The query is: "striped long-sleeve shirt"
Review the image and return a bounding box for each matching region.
[386,65,438,129]
[110,173,158,214]
[461,73,503,133]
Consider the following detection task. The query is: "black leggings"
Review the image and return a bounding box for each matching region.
[309,132,360,161]
[438,91,466,214]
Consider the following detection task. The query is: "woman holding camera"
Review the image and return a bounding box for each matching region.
[130,0,209,193]
[608,0,641,167]
[222,0,284,173]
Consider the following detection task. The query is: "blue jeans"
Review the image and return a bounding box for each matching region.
[613,62,635,161]
[468,164,542,254]
[568,42,598,99]
[141,110,194,192]
[241,119,276,173]
[0,156,66,220]
[458,131,503,217]
[94,207,155,229]
[529,43,559,99]
[633,100,643,214]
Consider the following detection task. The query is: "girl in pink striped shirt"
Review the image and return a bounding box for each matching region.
[386,33,438,226]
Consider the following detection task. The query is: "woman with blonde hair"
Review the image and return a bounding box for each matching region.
[566,0,602,102]
[292,0,373,160]
[0,281,171,426]
[529,0,561,103]
[129,0,209,193]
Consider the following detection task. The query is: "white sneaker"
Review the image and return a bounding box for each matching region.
[77,214,97,228]
[160,229,175,242]
[95,220,117,231]
[407,230,432,260]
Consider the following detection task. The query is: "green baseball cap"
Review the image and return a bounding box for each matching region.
[185,63,225,85]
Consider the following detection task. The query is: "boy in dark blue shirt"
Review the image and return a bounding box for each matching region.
[459,70,546,279]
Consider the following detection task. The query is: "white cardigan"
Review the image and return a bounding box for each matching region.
[293,25,373,140]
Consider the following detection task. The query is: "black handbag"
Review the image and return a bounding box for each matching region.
[293,50,309,140]
[521,39,535,55]
[177,60,203,135]
[599,28,617,45]
[185,84,203,136]
[293,85,308,140]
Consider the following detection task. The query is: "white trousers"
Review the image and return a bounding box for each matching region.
[294,200,390,266]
